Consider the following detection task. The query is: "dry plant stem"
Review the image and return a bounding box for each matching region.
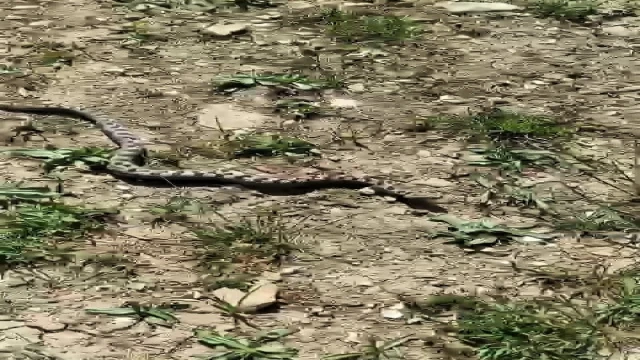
[579,85,640,95]
[568,156,634,195]
[635,139,640,196]
[528,141,635,194]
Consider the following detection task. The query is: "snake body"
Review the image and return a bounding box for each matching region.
[0,104,447,212]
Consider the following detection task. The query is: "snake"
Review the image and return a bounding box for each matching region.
[0,103,447,213]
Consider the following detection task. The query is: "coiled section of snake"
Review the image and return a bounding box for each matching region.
[0,103,447,212]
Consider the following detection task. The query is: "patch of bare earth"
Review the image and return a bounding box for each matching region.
[0,0,638,359]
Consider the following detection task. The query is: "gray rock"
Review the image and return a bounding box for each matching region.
[347,83,366,93]
[287,1,315,10]
[28,20,53,27]
[0,321,25,330]
[12,5,40,9]
[435,1,521,13]
[341,2,378,11]
[420,178,455,187]
[202,23,250,38]
[24,314,66,332]
[328,97,360,108]
[212,281,278,313]
[103,67,126,75]
[602,26,639,37]
[359,187,377,196]
[381,308,405,319]
[198,103,268,129]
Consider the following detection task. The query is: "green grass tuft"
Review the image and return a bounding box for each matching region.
[322,9,421,43]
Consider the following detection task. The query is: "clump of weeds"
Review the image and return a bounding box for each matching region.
[120,20,156,47]
[0,64,22,75]
[275,99,323,120]
[470,109,569,144]
[0,201,117,268]
[86,301,180,328]
[198,118,319,159]
[40,49,76,67]
[554,207,640,235]
[166,132,318,162]
[322,335,415,360]
[474,175,553,212]
[321,9,421,43]
[196,328,299,359]
[221,133,318,158]
[422,275,640,360]
[149,196,212,226]
[528,0,599,22]
[453,300,601,360]
[468,146,560,173]
[0,182,61,206]
[429,214,557,248]
[202,275,253,292]
[192,210,302,273]
[112,0,217,13]
[214,72,342,94]
[145,148,184,168]
[4,147,113,173]
[426,108,571,146]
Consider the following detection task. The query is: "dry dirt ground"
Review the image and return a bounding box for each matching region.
[0,0,639,359]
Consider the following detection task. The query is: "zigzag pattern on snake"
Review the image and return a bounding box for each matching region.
[0,104,447,213]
